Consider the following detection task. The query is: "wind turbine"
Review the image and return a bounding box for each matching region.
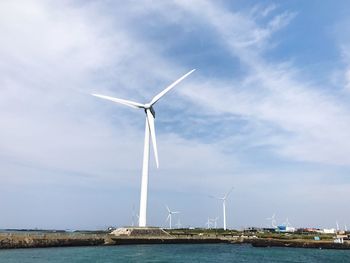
[210,187,233,230]
[266,213,277,228]
[175,219,182,229]
[92,69,195,227]
[283,218,292,227]
[283,217,295,232]
[210,217,219,229]
[205,217,211,229]
[165,205,180,229]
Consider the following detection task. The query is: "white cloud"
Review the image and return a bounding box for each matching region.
[1,0,350,229]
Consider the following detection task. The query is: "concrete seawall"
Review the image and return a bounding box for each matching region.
[0,231,240,249]
[111,236,234,245]
[1,232,350,250]
[0,232,110,249]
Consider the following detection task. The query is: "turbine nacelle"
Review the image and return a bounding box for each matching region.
[144,106,156,119]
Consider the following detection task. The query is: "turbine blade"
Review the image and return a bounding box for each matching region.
[224,187,234,199]
[146,109,159,168]
[91,94,144,109]
[166,214,170,222]
[208,195,220,200]
[165,205,170,213]
[150,69,196,105]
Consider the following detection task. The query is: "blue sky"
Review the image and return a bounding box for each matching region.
[1,0,350,230]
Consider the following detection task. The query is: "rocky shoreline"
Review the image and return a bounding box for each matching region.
[250,238,350,250]
[1,230,349,250]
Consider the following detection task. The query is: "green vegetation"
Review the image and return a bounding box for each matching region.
[166,228,335,241]
[255,232,333,240]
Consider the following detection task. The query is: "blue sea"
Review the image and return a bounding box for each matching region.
[0,244,349,263]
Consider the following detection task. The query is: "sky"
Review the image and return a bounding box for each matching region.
[1,0,350,230]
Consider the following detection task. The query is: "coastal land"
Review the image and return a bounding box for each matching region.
[0,228,349,250]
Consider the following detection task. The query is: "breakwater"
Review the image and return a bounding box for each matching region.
[0,232,110,249]
[111,236,235,245]
[0,231,235,249]
[1,230,349,250]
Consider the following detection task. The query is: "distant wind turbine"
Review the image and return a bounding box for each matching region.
[210,217,219,229]
[92,69,195,227]
[210,187,233,230]
[266,213,277,228]
[166,205,180,229]
[283,218,292,227]
[205,217,211,229]
[175,219,182,229]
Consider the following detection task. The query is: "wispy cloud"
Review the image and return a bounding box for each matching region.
[168,0,350,166]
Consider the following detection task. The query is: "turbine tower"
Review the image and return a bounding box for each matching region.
[92,69,195,227]
[210,187,233,230]
[165,205,180,229]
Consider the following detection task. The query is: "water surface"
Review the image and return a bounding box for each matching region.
[0,244,349,262]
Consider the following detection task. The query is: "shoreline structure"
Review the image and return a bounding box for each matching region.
[0,227,349,250]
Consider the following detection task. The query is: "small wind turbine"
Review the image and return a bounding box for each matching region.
[336,220,340,231]
[210,187,233,230]
[283,218,292,227]
[205,218,211,229]
[210,217,219,229]
[165,205,180,229]
[175,219,182,229]
[92,69,195,227]
[283,217,295,232]
[266,213,277,228]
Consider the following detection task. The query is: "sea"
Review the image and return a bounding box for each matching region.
[0,244,349,263]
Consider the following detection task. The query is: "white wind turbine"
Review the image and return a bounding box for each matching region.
[205,217,212,229]
[165,205,180,229]
[266,213,277,228]
[283,218,292,227]
[92,69,195,227]
[210,217,219,229]
[210,187,233,230]
[175,219,182,229]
